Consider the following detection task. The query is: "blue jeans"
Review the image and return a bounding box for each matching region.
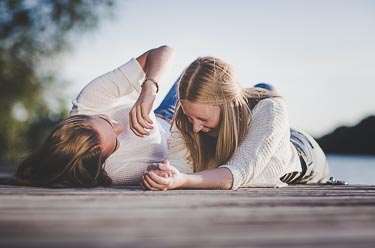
[154,76,180,120]
[254,82,275,92]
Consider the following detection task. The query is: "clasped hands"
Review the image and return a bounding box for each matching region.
[141,160,186,191]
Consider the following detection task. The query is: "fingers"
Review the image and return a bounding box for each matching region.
[137,105,153,129]
[142,175,159,191]
[152,169,170,178]
[141,104,154,126]
[146,163,171,178]
[129,109,147,137]
[148,171,171,185]
[158,161,177,173]
[142,171,162,191]
[143,171,170,191]
[129,106,153,137]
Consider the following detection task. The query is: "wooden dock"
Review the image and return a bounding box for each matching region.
[0,184,375,248]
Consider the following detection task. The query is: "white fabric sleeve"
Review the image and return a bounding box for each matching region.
[70,58,146,115]
[219,98,289,189]
[166,124,194,174]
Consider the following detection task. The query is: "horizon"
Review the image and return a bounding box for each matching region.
[56,0,375,137]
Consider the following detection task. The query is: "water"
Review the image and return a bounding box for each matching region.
[327,155,375,185]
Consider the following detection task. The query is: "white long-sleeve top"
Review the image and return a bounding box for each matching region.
[167,98,302,189]
[70,58,171,185]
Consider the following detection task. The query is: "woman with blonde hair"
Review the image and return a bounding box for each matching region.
[141,56,329,190]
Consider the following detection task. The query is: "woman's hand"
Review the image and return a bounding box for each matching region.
[130,45,175,137]
[142,160,187,191]
[129,83,157,137]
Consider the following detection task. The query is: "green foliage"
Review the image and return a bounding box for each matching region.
[0,0,115,159]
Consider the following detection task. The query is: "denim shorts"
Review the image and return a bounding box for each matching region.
[281,129,329,184]
[154,76,180,121]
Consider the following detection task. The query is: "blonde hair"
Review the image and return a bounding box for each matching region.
[175,56,278,172]
[15,115,112,187]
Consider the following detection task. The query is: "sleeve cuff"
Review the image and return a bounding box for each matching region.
[219,164,252,190]
[118,58,146,93]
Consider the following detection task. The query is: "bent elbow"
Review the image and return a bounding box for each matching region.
[158,45,175,56]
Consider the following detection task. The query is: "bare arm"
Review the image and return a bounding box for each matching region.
[183,168,233,189]
[136,45,175,93]
[130,45,175,136]
[142,161,234,190]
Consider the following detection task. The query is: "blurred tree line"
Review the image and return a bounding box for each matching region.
[0,0,115,160]
[317,116,375,155]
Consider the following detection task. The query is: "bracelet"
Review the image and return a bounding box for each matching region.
[141,77,159,93]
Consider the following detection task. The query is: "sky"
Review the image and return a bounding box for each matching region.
[58,0,375,137]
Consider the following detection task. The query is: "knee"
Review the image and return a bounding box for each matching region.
[254,83,275,92]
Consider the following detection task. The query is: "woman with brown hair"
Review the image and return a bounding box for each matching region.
[15,45,178,187]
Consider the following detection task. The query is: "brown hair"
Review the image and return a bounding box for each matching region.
[174,56,279,172]
[15,115,112,187]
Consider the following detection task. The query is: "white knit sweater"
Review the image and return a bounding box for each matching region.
[70,58,171,185]
[167,98,302,189]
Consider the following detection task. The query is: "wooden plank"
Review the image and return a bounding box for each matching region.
[0,184,375,248]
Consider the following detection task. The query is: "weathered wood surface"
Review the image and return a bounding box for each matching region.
[1,184,375,248]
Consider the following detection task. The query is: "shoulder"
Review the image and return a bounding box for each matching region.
[253,97,287,114]
[248,97,289,130]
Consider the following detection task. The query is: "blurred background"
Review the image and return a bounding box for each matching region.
[0,0,374,184]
